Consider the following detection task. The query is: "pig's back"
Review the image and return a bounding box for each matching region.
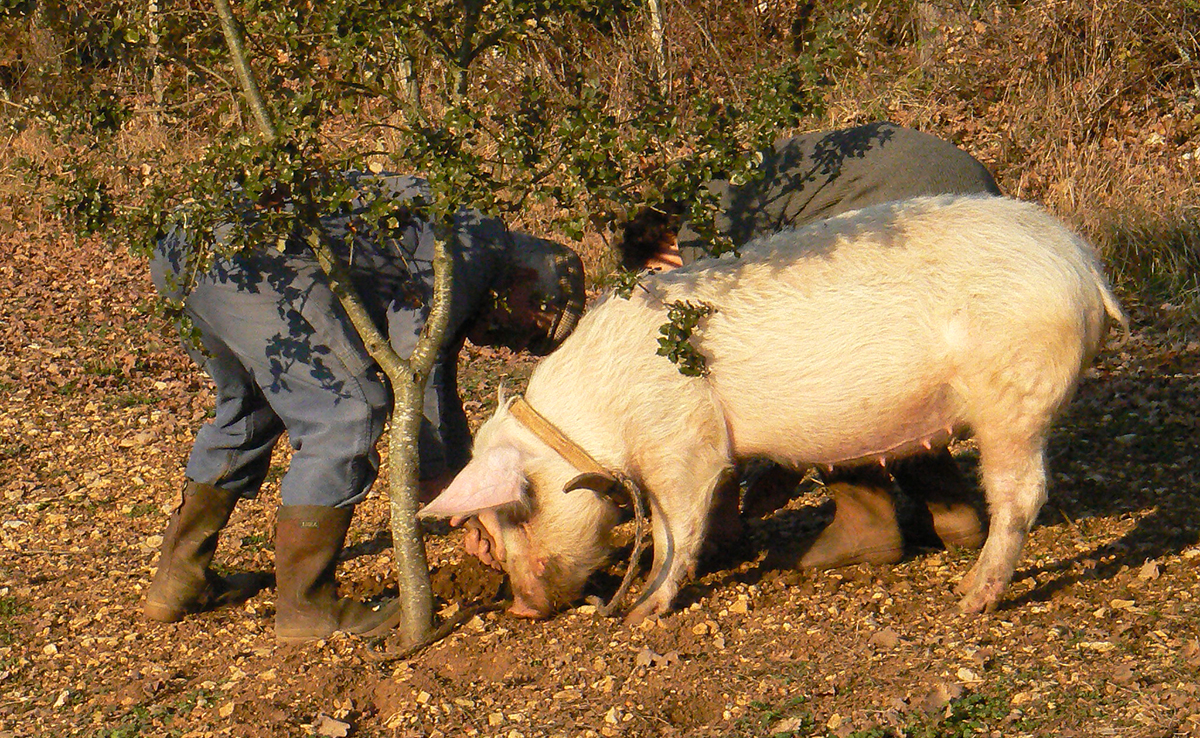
[654,195,1113,464]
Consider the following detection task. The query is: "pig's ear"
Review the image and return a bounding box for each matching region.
[496,382,507,407]
[418,445,527,519]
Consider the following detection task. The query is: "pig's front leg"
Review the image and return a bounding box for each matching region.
[625,466,734,624]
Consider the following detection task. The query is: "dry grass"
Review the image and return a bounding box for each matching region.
[817,0,1200,316]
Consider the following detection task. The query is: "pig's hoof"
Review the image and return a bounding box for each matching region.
[956,580,1002,614]
[624,595,670,626]
[508,601,550,619]
[624,603,654,626]
[956,594,987,614]
[955,565,979,596]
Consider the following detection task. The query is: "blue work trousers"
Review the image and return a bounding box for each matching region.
[156,244,471,509]
[151,175,506,507]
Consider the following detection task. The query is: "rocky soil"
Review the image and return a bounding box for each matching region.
[2,229,1199,738]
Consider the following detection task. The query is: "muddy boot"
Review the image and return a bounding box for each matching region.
[144,481,241,622]
[891,450,986,550]
[274,505,403,644]
[798,466,904,570]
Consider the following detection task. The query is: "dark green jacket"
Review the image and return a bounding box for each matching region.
[677,121,1001,263]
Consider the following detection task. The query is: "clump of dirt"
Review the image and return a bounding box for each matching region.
[430,554,505,604]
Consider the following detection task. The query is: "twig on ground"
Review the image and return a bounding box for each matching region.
[367,593,508,665]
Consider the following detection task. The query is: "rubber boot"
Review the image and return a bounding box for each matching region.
[890,450,986,550]
[798,466,904,570]
[144,481,241,622]
[274,505,403,644]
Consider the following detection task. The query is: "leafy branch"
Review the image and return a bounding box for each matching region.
[656,300,715,377]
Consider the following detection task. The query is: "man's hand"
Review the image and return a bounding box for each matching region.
[452,511,505,571]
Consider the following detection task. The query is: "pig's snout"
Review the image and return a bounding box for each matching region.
[508,595,553,619]
[507,566,554,619]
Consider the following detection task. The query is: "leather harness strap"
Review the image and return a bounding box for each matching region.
[507,395,651,617]
[507,396,632,509]
[509,396,608,476]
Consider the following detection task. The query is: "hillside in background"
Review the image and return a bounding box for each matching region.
[2,0,1198,313]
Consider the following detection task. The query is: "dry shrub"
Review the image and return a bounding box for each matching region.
[0,126,61,232]
[4,0,1199,314]
[111,119,176,163]
[821,0,1200,312]
[1085,206,1200,316]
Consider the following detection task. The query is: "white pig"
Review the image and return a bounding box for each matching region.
[421,194,1128,623]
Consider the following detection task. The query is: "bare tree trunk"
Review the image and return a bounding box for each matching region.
[452,0,484,99]
[213,0,277,142]
[147,0,165,115]
[213,0,441,646]
[647,0,667,93]
[305,228,450,646]
[380,232,456,640]
[398,48,421,111]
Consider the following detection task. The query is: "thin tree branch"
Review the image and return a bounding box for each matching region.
[210,0,440,646]
[212,0,277,142]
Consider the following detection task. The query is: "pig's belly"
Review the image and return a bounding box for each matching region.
[700,298,965,465]
[719,382,964,467]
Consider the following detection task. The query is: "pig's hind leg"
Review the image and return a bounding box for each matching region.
[956,432,1049,613]
[625,463,734,624]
